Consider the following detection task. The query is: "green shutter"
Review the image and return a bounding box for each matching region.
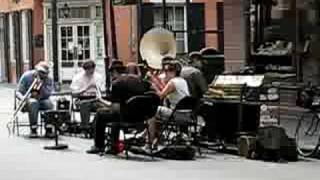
[188,3,205,52]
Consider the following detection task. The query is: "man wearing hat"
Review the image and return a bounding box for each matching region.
[70,60,105,130]
[16,61,54,138]
[87,60,149,154]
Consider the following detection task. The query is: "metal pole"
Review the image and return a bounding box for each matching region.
[102,0,110,91]
[137,0,143,63]
[109,0,118,59]
[162,0,167,28]
[186,0,191,53]
[295,0,302,82]
[52,0,59,82]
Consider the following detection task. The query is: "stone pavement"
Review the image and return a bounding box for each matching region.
[0,83,320,180]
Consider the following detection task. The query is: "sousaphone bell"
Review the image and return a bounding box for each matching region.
[139,27,177,70]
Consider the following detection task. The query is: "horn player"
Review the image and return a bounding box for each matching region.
[16,61,54,138]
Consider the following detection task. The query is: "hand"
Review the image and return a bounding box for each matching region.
[31,91,40,99]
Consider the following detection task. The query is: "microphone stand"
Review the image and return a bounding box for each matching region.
[43,111,68,150]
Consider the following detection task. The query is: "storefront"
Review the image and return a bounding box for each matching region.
[43,0,105,82]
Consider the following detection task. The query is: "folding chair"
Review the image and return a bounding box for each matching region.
[159,96,201,155]
[106,93,160,159]
[13,90,45,136]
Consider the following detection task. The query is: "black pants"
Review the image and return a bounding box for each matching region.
[94,107,120,150]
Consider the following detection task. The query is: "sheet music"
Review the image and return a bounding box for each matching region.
[214,75,264,87]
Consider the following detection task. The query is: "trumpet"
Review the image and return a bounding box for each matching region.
[7,74,43,136]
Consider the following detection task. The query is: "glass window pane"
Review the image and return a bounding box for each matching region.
[78,26,83,36]
[61,27,66,37]
[78,51,84,60]
[62,50,67,60]
[84,26,89,36]
[85,50,90,59]
[176,40,184,53]
[61,39,67,48]
[67,27,72,36]
[68,51,73,60]
[84,38,90,48]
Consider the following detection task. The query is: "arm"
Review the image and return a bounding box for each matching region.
[40,78,54,99]
[194,72,208,94]
[158,81,176,100]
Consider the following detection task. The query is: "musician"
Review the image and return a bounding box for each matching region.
[147,60,190,149]
[181,55,208,100]
[126,62,142,78]
[70,60,104,129]
[16,61,54,138]
[87,61,148,154]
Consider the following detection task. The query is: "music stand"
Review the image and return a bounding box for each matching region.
[44,110,68,150]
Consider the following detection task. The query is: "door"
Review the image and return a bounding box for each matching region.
[59,25,91,81]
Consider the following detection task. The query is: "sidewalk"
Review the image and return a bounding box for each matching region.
[0,83,320,180]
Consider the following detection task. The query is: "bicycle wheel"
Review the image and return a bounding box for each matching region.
[295,112,320,157]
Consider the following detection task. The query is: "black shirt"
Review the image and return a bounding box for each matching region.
[111,74,147,104]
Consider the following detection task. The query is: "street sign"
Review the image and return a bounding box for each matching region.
[112,0,137,5]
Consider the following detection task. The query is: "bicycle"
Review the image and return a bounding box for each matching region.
[295,84,320,157]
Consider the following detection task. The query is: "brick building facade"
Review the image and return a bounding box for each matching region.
[0,0,224,83]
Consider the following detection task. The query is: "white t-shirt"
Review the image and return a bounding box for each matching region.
[166,77,190,109]
[70,70,105,94]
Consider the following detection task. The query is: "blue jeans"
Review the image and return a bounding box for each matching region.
[28,98,53,130]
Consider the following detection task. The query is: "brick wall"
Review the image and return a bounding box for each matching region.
[110,0,222,64]
[0,0,34,12]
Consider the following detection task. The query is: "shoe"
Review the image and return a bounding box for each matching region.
[28,128,38,138]
[105,148,119,155]
[86,146,104,154]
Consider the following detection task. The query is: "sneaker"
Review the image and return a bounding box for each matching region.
[86,146,104,154]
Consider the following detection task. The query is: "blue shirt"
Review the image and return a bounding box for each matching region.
[17,70,53,100]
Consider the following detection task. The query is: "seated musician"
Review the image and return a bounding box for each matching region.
[16,61,54,138]
[70,60,104,129]
[147,60,190,149]
[126,62,142,78]
[181,52,208,100]
[87,61,149,154]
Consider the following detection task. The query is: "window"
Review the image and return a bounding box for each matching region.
[60,26,73,63]
[60,25,91,66]
[153,6,186,53]
[59,7,91,19]
[47,7,91,19]
[96,24,104,59]
[96,6,102,18]
[77,26,90,60]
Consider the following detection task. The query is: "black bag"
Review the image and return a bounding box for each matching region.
[157,145,196,160]
[255,126,298,161]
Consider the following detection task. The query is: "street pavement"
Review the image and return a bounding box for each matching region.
[0,83,320,180]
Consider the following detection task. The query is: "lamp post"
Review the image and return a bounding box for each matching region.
[51,0,58,83]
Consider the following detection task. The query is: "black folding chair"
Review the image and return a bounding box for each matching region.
[106,93,160,159]
[13,90,45,136]
[159,96,201,155]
